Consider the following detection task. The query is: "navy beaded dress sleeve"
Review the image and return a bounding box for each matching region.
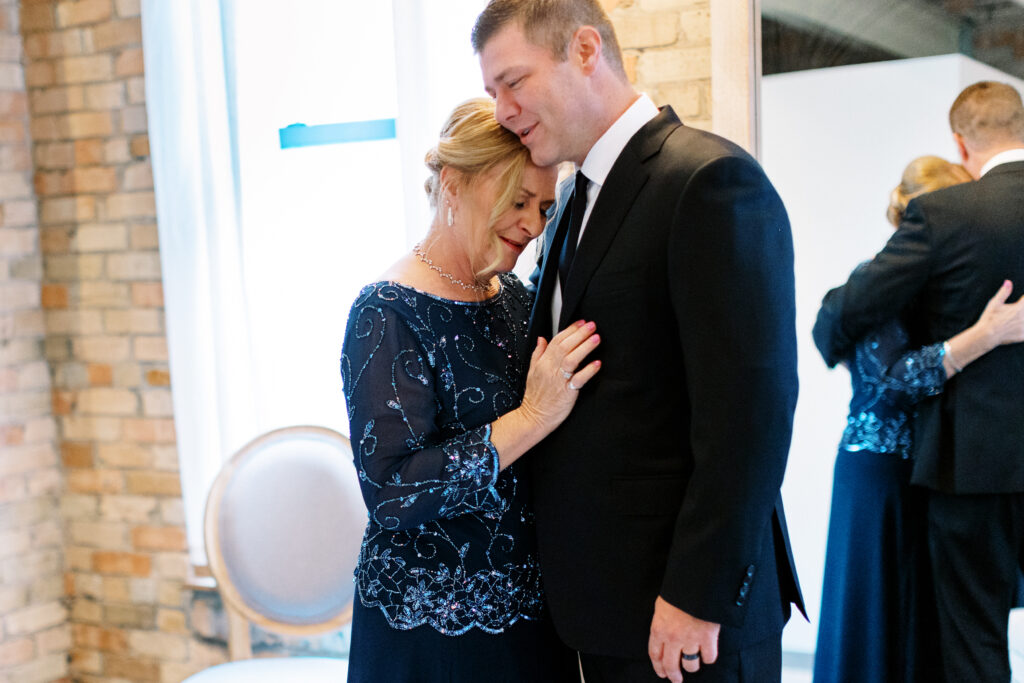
[837,318,947,459]
[340,273,543,635]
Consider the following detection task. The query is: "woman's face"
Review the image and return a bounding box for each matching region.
[458,161,558,275]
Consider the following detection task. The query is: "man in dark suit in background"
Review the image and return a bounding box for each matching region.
[473,2,803,681]
[814,81,1024,681]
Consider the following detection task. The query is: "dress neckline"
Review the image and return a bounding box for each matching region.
[371,275,507,306]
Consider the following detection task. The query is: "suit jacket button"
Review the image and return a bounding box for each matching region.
[746,565,756,578]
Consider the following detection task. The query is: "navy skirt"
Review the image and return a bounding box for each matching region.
[347,599,580,683]
[812,450,939,683]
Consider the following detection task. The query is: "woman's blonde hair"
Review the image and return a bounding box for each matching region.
[887,155,972,227]
[424,98,531,275]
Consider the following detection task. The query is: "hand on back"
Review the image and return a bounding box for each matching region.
[977,280,1024,346]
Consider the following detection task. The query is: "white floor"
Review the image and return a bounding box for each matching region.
[1011,609,1024,682]
[782,668,812,683]
[782,651,812,683]
[782,608,1024,683]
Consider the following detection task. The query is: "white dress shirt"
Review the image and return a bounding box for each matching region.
[550,94,660,332]
[979,147,1024,177]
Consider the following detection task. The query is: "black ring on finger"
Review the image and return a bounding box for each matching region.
[681,652,701,662]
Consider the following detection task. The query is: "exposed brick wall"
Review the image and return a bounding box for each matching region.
[15,0,209,680]
[605,0,711,129]
[0,0,69,680]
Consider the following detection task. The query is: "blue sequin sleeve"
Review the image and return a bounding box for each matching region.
[341,295,501,532]
[839,321,948,457]
[875,342,947,409]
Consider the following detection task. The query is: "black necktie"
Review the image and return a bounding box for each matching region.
[558,171,590,293]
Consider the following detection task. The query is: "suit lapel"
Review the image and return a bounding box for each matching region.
[527,178,574,342]
[557,107,682,329]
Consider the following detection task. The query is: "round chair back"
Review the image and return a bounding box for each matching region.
[205,426,366,633]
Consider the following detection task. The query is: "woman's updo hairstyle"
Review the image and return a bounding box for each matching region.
[424,97,530,229]
[887,155,972,227]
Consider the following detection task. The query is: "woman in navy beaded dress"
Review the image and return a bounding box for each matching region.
[341,98,600,682]
[812,156,1024,683]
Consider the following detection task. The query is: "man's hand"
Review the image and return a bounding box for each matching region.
[648,596,721,682]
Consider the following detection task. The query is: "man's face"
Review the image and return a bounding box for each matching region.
[480,23,585,167]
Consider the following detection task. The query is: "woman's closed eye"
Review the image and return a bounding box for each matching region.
[511,200,550,219]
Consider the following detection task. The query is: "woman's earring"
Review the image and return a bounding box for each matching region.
[447,206,454,227]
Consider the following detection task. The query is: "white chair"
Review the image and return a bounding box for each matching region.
[183,425,366,682]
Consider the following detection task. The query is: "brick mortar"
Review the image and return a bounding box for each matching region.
[1,1,67,682]
[609,0,712,126]
[17,1,189,681]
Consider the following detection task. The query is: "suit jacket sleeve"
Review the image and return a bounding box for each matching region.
[812,283,848,368]
[662,154,798,628]
[813,199,934,365]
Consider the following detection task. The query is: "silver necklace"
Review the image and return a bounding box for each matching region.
[413,243,493,293]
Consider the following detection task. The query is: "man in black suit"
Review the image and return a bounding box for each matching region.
[474,2,803,681]
[814,81,1024,681]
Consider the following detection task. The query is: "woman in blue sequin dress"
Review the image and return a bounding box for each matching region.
[812,156,1024,683]
[341,99,600,682]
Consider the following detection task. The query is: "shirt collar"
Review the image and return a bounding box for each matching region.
[980,148,1024,177]
[579,93,659,187]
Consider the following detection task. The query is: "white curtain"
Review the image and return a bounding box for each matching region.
[140,0,511,566]
[392,0,492,246]
[391,0,542,282]
[141,0,258,564]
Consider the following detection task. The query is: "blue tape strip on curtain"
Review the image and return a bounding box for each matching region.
[278,119,397,149]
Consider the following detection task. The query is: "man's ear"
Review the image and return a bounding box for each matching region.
[571,25,603,76]
[953,132,969,165]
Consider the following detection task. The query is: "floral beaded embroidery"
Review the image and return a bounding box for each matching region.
[839,319,947,458]
[341,273,543,635]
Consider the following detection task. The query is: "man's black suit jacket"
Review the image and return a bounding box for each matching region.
[526,107,804,658]
[813,160,1024,495]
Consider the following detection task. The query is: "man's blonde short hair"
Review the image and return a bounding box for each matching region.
[949,81,1024,149]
